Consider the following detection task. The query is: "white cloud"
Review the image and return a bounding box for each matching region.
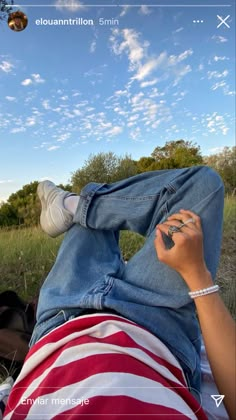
[149,87,165,98]
[205,112,229,136]
[0,179,13,184]
[140,79,158,88]
[130,127,141,140]
[173,27,184,33]
[129,114,139,122]
[213,55,229,62]
[21,78,33,86]
[10,127,26,133]
[139,5,152,15]
[114,89,128,96]
[32,73,45,83]
[90,40,96,53]
[32,109,43,116]
[211,81,227,91]
[208,70,229,79]
[210,80,235,96]
[42,99,51,110]
[5,96,16,101]
[0,60,14,73]
[110,31,193,87]
[73,109,81,116]
[99,121,112,129]
[212,35,228,43]
[57,133,71,142]
[34,142,49,150]
[110,30,193,88]
[120,6,130,17]
[225,90,236,96]
[168,49,193,66]
[131,92,144,105]
[106,126,123,136]
[21,74,45,86]
[110,29,146,71]
[173,65,192,86]
[26,116,36,126]
[134,56,165,81]
[47,145,60,151]
[55,0,85,11]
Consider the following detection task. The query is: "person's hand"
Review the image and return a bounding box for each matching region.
[154,209,211,288]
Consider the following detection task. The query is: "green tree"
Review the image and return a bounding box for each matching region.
[151,140,203,169]
[0,180,73,227]
[0,202,18,226]
[6,181,40,226]
[0,0,14,21]
[136,157,156,173]
[205,146,236,194]
[113,155,138,181]
[71,152,138,193]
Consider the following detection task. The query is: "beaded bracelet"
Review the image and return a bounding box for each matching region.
[189,285,220,299]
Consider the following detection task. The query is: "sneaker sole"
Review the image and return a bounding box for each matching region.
[37,181,58,237]
[37,181,48,215]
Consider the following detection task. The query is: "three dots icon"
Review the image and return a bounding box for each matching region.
[193,20,204,24]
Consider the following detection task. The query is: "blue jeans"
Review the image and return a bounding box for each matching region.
[30,166,224,398]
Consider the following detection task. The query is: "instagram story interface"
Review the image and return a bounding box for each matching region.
[0,1,235,417]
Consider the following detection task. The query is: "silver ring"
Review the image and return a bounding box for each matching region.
[168,225,181,238]
[177,217,195,229]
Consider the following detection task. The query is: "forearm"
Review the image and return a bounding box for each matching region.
[155,209,235,417]
[184,271,236,418]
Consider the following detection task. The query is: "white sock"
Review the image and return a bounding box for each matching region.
[64,195,80,216]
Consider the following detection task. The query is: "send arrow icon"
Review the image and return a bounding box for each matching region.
[211,395,225,407]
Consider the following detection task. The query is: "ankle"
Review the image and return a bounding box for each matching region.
[64,195,80,216]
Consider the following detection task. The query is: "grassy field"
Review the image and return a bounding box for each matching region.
[215,196,236,318]
[0,196,235,317]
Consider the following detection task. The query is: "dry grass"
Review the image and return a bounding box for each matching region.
[216,196,236,318]
[0,226,61,300]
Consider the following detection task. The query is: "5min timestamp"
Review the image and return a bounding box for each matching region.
[98,18,119,26]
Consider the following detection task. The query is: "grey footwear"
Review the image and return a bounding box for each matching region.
[37,180,74,237]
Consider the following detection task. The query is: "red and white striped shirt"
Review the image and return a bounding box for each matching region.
[4,313,207,419]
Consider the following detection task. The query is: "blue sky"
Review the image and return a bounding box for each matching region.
[0,0,235,201]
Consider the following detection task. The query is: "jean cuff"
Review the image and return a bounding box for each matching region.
[73,182,106,227]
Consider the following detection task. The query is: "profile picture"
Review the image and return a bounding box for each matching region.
[8,10,28,32]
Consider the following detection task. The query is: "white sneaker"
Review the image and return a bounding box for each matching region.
[37,180,74,237]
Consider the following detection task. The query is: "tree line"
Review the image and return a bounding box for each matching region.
[0,140,235,227]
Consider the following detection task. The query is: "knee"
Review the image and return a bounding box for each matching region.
[198,165,224,194]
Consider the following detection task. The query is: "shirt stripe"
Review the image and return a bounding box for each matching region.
[4,313,207,420]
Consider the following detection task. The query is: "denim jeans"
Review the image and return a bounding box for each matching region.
[30,166,224,398]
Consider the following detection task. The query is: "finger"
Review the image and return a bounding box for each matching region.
[167,212,184,221]
[162,220,196,234]
[157,223,187,244]
[166,216,184,224]
[167,211,199,230]
[154,227,166,248]
[154,227,169,260]
[167,212,194,223]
